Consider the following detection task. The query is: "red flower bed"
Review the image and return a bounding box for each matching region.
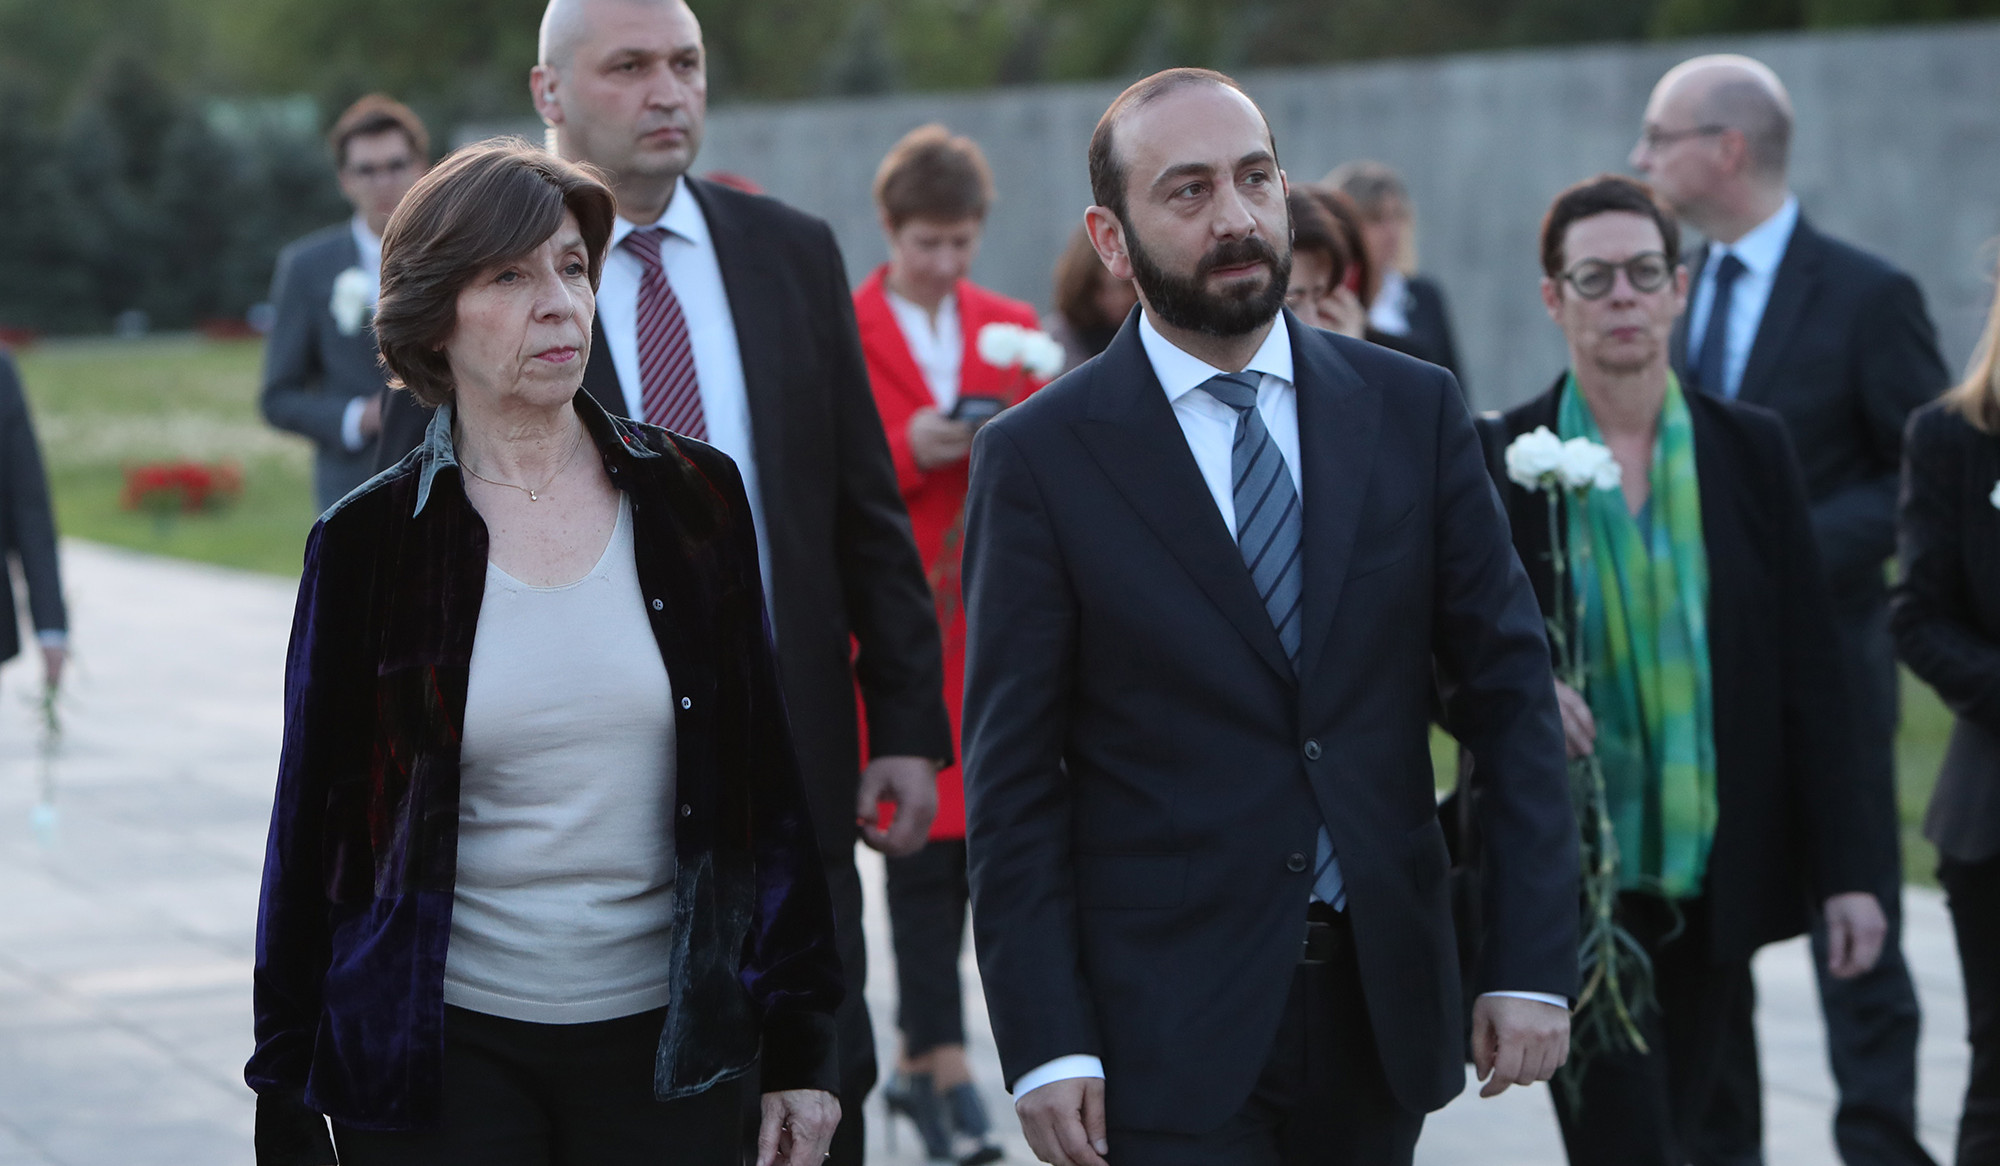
[121,461,245,515]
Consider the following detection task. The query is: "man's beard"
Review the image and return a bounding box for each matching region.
[1126,222,1291,338]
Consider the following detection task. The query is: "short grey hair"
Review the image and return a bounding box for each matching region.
[538,0,686,70]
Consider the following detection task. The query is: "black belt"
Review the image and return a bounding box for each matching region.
[1301,901,1349,965]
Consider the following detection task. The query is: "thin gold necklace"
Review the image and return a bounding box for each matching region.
[460,424,587,502]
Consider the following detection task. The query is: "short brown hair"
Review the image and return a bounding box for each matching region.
[1539,174,1681,280]
[1088,68,1268,222]
[1324,160,1409,221]
[1306,186,1373,303]
[1052,224,1112,332]
[329,94,430,170]
[1287,188,1356,293]
[374,140,616,407]
[873,124,994,229]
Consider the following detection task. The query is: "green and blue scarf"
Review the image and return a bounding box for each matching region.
[1559,373,1718,899]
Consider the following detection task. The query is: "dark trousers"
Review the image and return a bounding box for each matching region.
[1110,909,1423,1166]
[1942,852,2000,1165]
[885,838,970,1056]
[1700,611,1934,1166]
[1552,895,1746,1166]
[823,852,875,1166]
[331,1006,741,1166]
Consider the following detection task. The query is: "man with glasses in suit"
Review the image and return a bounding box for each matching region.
[1632,53,1949,1166]
[260,95,429,511]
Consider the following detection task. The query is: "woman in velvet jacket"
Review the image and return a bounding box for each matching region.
[247,142,842,1166]
[1892,260,2000,1165]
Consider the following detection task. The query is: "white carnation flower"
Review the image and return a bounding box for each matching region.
[330,267,372,337]
[976,322,1026,368]
[1990,479,2000,510]
[1557,437,1618,492]
[1022,332,1067,379]
[1504,426,1566,491]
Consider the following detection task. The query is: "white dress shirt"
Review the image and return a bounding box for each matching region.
[1010,311,1567,1101]
[598,180,771,587]
[1684,194,1799,400]
[339,216,385,452]
[1369,268,1413,337]
[885,288,963,412]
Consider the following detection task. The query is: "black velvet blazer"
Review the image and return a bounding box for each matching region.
[247,393,842,1160]
[1484,380,1890,962]
[1892,402,2000,864]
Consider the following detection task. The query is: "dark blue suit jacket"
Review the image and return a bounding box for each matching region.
[960,311,1576,1132]
[0,351,65,665]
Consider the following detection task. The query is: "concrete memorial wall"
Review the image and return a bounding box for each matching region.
[696,21,2000,410]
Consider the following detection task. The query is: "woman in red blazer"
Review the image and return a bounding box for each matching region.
[855,125,1047,1165]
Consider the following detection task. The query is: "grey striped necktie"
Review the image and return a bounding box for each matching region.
[1201,372,1345,910]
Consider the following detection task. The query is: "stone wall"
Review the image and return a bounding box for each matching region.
[697,21,2000,409]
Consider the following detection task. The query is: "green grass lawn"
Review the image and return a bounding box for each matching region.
[13,334,1955,886]
[16,335,320,576]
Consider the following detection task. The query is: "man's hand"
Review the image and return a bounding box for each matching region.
[1015,1078,1108,1166]
[756,1089,840,1166]
[1470,995,1570,1098]
[909,408,975,471]
[857,755,938,857]
[1823,891,1887,980]
[1553,681,1596,759]
[40,644,65,689]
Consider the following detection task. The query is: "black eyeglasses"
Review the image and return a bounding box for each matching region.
[1559,252,1673,300]
[1638,123,1730,152]
[344,157,415,181]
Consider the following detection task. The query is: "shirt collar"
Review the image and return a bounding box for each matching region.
[1139,310,1296,405]
[608,177,712,252]
[1712,193,1799,278]
[350,215,383,273]
[412,393,662,517]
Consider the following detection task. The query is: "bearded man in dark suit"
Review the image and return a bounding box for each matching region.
[260,95,429,511]
[372,3,953,1161]
[1633,53,1950,1166]
[961,69,1579,1166]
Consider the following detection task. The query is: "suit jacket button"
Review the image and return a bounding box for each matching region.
[680,804,693,818]
[1303,739,1322,761]
[1287,852,1308,873]
[651,598,664,612]
[680,696,692,710]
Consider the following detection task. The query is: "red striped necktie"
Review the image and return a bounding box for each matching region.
[619,227,706,439]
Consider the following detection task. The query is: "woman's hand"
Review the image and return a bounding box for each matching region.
[908,408,975,471]
[1322,285,1369,339]
[1554,681,1596,759]
[758,1089,841,1166]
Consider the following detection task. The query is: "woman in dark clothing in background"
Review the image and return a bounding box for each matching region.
[1042,223,1136,375]
[1893,254,2000,1166]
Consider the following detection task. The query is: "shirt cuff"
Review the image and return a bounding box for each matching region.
[340,396,370,452]
[1480,990,1572,1010]
[1012,1055,1104,1098]
[35,630,67,650]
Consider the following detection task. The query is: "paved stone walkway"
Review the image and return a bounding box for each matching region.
[0,542,1972,1165]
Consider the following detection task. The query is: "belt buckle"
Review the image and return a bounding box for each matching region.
[1300,919,1336,965]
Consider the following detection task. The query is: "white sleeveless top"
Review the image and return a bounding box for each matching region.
[443,496,679,1024]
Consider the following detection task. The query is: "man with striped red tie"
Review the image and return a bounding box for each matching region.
[373,3,951,1162]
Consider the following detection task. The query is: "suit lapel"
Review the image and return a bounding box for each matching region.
[1294,326,1382,681]
[686,178,787,498]
[1669,242,1704,377]
[581,315,627,418]
[1072,321,1293,682]
[1735,217,1821,406]
[854,274,936,416]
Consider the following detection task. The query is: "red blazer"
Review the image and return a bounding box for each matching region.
[854,267,1043,839]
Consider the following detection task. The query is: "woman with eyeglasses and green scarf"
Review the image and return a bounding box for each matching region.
[1470,174,1895,1166]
